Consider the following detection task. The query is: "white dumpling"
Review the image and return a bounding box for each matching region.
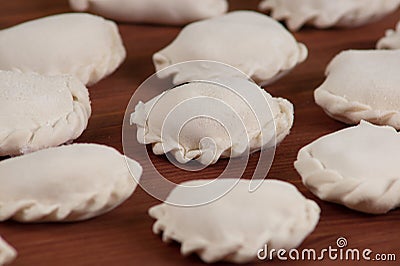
[0,13,126,86]
[0,71,91,156]
[130,79,294,165]
[149,179,320,263]
[69,0,228,26]
[0,237,16,266]
[259,0,400,31]
[377,21,400,49]
[0,143,142,222]
[295,121,400,214]
[314,50,400,129]
[153,11,308,86]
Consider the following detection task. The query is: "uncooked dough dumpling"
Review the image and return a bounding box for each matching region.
[153,11,308,85]
[0,71,91,156]
[149,179,320,263]
[0,237,16,266]
[130,79,294,165]
[314,50,400,129]
[377,21,400,49]
[295,121,400,214]
[69,0,228,26]
[259,0,400,31]
[0,143,142,222]
[0,13,126,86]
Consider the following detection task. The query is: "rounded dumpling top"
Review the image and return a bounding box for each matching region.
[295,121,400,214]
[0,70,91,156]
[130,78,294,165]
[69,0,228,26]
[0,143,142,222]
[153,11,308,86]
[149,179,320,263]
[0,13,126,86]
[314,49,400,129]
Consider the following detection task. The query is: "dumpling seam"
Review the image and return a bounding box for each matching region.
[0,83,90,156]
[316,89,400,128]
[298,146,399,214]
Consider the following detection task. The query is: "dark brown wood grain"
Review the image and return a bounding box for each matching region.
[1,1,400,265]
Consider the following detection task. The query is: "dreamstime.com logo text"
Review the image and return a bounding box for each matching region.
[257,237,396,262]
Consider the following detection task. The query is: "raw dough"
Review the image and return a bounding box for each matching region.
[0,71,91,156]
[295,121,400,214]
[153,11,308,85]
[69,0,228,26]
[130,79,294,165]
[377,21,400,49]
[0,143,142,222]
[0,13,126,86]
[259,0,400,31]
[314,49,400,129]
[0,237,16,266]
[149,179,320,263]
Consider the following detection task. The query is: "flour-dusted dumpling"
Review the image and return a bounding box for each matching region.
[259,0,400,31]
[0,237,16,266]
[0,13,126,86]
[149,179,320,263]
[295,121,400,214]
[314,50,400,129]
[377,21,400,49]
[0,144,142,222]
[0,71,91,156]
[153,11,308,86]
[130,79,294,165]
[69,0,228,26]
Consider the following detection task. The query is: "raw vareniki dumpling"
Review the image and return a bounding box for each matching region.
[0,237,16,266]
[295,121,400,214]
[377,21,400,49]
[149,179,320,263]
[69,0,228,26]
[130,79,294,165]
[153,11,308,85]
[314,50,400,129]
[0,144,142,222]
[0,71,91,156]
[0,13,126,86]
[259,0,400,31]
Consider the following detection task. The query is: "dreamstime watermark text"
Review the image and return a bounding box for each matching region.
[257,237,396,262]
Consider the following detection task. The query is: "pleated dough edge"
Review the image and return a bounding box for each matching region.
[0,76,92,156]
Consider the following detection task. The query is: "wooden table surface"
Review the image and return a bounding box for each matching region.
[1,1,400,265]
